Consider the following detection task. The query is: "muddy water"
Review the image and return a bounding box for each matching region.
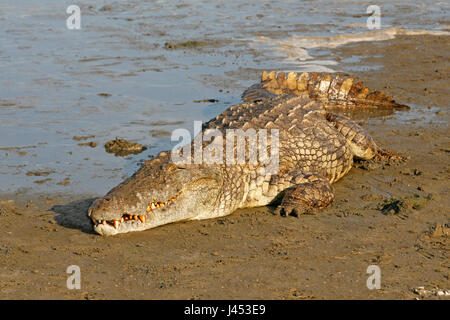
[0,0,448,195]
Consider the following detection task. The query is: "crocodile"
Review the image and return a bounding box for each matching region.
[88,71,407,236]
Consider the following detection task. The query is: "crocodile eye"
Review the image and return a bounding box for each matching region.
[166,163,186,175]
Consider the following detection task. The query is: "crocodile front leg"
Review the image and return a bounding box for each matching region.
[275,173,334,217]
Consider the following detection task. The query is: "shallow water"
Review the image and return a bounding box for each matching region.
[0,0,448,195]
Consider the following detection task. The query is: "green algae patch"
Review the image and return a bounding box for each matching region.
[164,40,208,49]
[104,138,146,157]
[377,194,433,215]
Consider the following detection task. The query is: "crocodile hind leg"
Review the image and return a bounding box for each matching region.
[275,173,334,217]
[324,112,406,164]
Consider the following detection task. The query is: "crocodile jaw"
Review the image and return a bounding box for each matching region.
[88,190,188,236]
[89,189,218,236]
[87,164,223,236]
[92,214,172,236]
[93,219,150,236]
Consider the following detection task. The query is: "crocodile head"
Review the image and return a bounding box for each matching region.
[88,155,222,236]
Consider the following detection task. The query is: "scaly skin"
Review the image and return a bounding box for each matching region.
[242,70,410,110]
[88,71,407,236]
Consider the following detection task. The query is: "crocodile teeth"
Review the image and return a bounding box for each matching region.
[113,220,120,229]
[138,215,146,223]
[150,201,166,209]
[102,220,106,225]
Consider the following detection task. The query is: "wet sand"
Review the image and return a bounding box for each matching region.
[0,35,449,299]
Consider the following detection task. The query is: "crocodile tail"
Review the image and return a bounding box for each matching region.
[242,70,410,110]
[240,83,279,102]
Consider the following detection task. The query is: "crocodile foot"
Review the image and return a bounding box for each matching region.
[355,148,408,170]
[374,148,408,163]
[275,173,335,217]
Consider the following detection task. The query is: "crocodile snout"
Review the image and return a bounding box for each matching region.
[88,194,121,220]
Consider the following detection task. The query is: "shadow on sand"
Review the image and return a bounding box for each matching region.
[51,197,98,234]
